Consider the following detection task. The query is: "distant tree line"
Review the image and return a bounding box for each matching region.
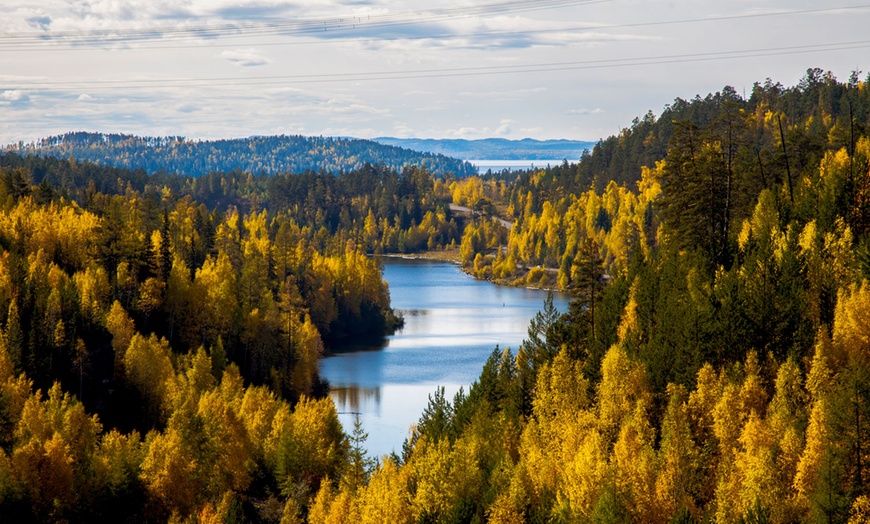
[7,132,476,178]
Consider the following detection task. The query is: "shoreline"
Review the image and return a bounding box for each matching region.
[376,251,569,295]
[376,247,463,265]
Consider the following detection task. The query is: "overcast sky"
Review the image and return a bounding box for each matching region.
[1,0,868,145]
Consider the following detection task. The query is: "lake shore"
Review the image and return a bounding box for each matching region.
[378,247,462,265]
[378,249,568,293]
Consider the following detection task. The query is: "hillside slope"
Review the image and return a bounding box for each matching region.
[6,132,476,177]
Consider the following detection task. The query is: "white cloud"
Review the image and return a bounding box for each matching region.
[519,127,544,135]
[450,127,480,139]
[325,98,383,114]
[392,122,416,137]
[78,93,94,101]
[458,87,547,98]
[448,119,513,138]
[411,14,659,50]
[320,126,379,138]
[220,49,271,67]
[1,90,27,102]
[567,108,605,115]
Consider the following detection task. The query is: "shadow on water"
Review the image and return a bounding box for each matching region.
[324,308,428,357]
[325,335,390,356]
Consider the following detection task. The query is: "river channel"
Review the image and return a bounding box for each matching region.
[319,257,571,458]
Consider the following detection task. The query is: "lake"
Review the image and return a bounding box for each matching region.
[319,257,571,458]
[471,159,569,173]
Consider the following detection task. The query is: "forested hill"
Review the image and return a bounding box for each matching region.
[542,68,870,192]
[6,132,476,177]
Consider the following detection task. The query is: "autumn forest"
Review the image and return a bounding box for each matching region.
[1,68,870,523]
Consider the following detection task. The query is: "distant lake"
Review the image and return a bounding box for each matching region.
[319,257,571,458]
[471,159,570,173]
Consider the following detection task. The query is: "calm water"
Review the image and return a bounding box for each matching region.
[471,159,568,173]
[319,257,571,458]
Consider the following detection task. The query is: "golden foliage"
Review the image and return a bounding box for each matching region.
[358,458,412,524]
[124,333,175,420]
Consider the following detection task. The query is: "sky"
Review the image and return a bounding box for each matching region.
[1,0,869,146]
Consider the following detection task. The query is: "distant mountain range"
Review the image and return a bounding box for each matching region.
[6,132,477,178]
[5,133,595,178]
[373,137,595,161]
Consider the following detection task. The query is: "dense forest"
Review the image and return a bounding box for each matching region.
[6,133,476,178]
[1,68,870,523]
[0,153,463,256]
[0,158,410,521]
[457,68,870,291]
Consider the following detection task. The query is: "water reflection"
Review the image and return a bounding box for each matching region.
[331,386,381,415]
[319,257,571,458]
[330,383,466,458]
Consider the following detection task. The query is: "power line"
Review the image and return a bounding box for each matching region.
[0,3,865,51]
[4,39,869,92]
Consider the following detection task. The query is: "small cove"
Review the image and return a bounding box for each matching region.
[319,257,571,458]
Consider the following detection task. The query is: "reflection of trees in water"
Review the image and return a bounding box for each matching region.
[332,386,381,412]
[401,308,429,317]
